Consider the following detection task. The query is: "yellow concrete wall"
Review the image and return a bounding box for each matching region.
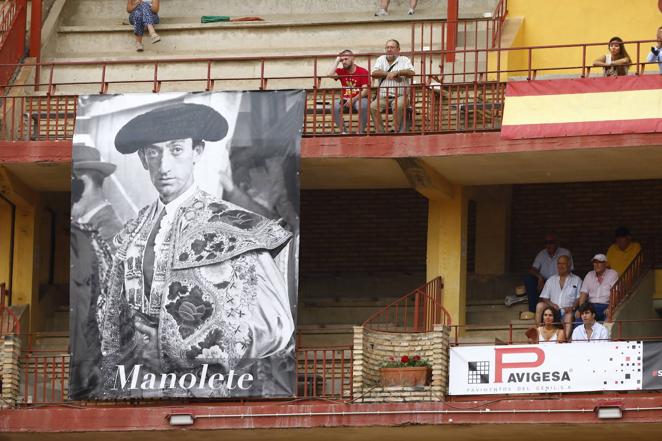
[0,197,12,295]
[504,0,662,77]
[426,185,467,327]
[654,269,662,300]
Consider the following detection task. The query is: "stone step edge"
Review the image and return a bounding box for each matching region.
[58,14,470,34]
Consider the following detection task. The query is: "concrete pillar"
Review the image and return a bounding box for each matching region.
[431,324,450,398]
[426,184,467,327]
[1,335,21,408]
[0,198,12,289]
[351,326,364,398]
[0,167,40,328]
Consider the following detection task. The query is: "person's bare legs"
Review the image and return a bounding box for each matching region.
[146,24,160,43]
[134,34,143,52]
[376,0,389,16]
[408,0,418,14]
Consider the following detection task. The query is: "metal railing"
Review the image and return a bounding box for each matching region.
[0,282,20,335]
[362,277,450,333]
[0,39,658,141]
[0,36,658,93]
[12,341,353,406]
[18,350,69,405]
[0,81,505,141]
[0,0,26,89]
[608,249,650,321]
[449,318,662,346]
[296,346,353,400]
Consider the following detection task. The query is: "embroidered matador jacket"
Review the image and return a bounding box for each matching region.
[97,188,294,397]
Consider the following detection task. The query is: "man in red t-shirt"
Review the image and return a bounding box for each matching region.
[326,49,370,134]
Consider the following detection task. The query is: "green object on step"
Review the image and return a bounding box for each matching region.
[201,16,231,23]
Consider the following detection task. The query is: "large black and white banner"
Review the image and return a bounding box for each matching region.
[449,341,662,395]
[69,91,303,400]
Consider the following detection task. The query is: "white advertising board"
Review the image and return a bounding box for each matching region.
[449,342,643,395]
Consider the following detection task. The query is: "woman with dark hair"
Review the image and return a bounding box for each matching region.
[593,36,631,76]
[526,306,566,343]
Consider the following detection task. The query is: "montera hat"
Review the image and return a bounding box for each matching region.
[73,144,117,176]
[114,103,229,154]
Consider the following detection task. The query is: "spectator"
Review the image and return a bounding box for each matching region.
[606,226,642,275]
[593,36,630,76]
[523,233,573,315]
[527,306,566,344]
[375,0,418,16]
[127,0,161,52]
[370,39,415,133]
[578,254,618,322]
[571,302,609,343]
[646,26,662,74]
[326,50,370,134]
[535,255,581,339]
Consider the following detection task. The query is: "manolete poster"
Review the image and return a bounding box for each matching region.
[69,91,303,399]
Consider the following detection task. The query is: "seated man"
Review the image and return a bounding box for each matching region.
[578,254,618,322]
[326,49,370,134]
[606,226,641,276]
[524,233,573,314]
[370,39,415,133]
[535,255,581,339]
[571,302,609,343]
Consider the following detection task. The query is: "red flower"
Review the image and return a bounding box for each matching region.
[389,356,395,361]
[401,355,410,363]
[413,355,421,362]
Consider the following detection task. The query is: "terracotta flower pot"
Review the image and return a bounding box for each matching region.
[380,366,432,387]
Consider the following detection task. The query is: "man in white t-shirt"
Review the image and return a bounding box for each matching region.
[571,302,609,343]
[536,255,581,338]
[370,39,415,133]
[524,233,573,315]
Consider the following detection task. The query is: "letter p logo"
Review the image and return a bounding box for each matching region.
[494,347,545,383]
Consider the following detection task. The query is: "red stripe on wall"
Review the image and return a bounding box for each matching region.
[501,118,662,139]
[506,75,662,97]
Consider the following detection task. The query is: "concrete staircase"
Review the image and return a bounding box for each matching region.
[458,273,535,345]
[30,0,498,94]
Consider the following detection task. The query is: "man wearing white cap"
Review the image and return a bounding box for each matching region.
[578,253,618,322]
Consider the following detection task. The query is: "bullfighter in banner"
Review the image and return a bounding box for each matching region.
[96,103,295,398]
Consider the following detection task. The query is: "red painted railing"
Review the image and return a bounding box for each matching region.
[19,350,69,405]
[0,282,20,335]
[0,37,658,92]
[449,318,662,346]
[608,249,650,322]
[0,81,505,141]
[296,346,353,400]
[13,342,353,405]
[362,277,450,333]
[0,0,27,90]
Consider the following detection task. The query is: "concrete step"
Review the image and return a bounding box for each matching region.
[297,324,355,346]
[299,302,401,325]
[60,0,498,26]
[466,302,527,325]
[50,21,479,59]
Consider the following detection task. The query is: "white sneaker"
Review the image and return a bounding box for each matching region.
[408,8,415,15]
[375,8,388,16]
